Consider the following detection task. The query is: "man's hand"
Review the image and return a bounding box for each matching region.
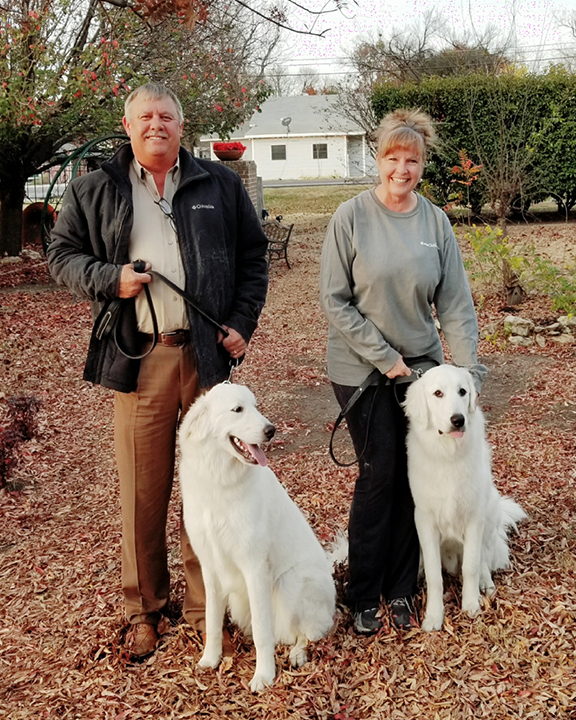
[118,262,152,299]
[217,326,247,359]
[385,356,412,379]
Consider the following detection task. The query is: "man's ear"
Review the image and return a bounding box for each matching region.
[122,115,131,136]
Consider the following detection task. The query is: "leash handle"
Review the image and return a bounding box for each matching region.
[98,260,231,361]
[328,356,441,466]
[329,369,381,467]
[133,260,229,337]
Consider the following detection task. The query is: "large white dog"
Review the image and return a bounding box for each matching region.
[178,383,337,691]
[403,365,526,632]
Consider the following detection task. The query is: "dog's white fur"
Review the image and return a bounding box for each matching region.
[403,365,526,632]
[179,383,336,691]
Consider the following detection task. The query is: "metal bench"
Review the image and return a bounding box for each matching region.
[262,216,294,268]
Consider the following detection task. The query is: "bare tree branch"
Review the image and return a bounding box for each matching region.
[232,0,329,36]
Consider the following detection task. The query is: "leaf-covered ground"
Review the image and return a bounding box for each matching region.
[1,216,575,719]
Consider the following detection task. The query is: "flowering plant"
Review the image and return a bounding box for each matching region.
[213,141,246,152]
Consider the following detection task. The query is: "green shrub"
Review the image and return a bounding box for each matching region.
[462,224,576,311]
[372,72,576,215]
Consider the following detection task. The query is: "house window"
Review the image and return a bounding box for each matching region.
[313,143,328,159]
[271,145,286,160]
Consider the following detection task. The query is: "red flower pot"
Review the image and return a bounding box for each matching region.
[214,149,244,161]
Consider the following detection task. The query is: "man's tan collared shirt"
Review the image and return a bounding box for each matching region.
[128,158,189,333]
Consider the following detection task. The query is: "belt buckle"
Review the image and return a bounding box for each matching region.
[162,330,185,347]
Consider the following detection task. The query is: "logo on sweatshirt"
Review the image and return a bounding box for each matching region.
[191,204,215,210]
[421,242,438,248]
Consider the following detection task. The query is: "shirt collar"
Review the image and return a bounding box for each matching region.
[132,156,180,183]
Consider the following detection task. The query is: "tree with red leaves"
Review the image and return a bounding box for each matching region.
[0,0,290,257]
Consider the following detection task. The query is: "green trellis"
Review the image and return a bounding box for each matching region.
[41,134,128,254]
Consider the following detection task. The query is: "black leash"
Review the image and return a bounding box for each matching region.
[329,369,381,467]
[329,356,440,467]
[95,260,230,360]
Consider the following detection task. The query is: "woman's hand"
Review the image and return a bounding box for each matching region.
[385,357,412,379]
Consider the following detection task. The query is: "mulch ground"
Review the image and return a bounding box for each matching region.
[1,219,575,719]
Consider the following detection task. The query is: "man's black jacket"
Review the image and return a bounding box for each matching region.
[47,143,268,392]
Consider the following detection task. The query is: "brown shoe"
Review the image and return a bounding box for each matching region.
[125,623,159,659]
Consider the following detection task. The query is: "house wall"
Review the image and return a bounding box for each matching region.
[247,135,349,181]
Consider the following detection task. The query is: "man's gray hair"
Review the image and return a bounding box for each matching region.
[124,82,184,124]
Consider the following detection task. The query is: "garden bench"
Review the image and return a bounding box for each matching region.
[262,216,294,269]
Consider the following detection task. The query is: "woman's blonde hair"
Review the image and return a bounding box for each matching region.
[373,108,436,160]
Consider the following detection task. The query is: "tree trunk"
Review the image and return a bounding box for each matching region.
[0,180,26,257]
[497,217,526,306]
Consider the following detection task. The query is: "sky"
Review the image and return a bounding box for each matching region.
[278,0,576,76]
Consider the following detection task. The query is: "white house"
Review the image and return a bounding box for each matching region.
[199,95,376,182]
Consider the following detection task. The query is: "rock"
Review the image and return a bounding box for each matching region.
[535,334,546,348]
[21,248,42,261]
[558,316,576,331]
[1,256,23,265]
[550,333,575,345]
[508,336,534,347]
[504,315,534,337]
[480,323,498,340]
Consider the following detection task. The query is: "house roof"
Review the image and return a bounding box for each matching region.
[203,95,365,141]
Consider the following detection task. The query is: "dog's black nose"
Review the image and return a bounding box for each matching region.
[450,414,465,429]
[264,424,275,440]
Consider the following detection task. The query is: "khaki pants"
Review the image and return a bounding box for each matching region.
[114,342,206,630]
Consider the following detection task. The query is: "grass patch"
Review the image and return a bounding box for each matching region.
[263,186,576,228]
[264,185,373,218]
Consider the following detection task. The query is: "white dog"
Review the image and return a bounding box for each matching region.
[178,383,337,691]
[403,365,526,632]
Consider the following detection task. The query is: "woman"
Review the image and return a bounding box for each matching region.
[320,109,487,633]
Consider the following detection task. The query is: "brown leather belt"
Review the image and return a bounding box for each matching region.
[140,329,191,347]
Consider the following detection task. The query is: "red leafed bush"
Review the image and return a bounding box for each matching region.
[0,395,41,488]
[213,141,246,152]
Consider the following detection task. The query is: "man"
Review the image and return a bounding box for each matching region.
[47,83,268,658]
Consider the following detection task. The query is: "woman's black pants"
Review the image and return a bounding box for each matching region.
[332,379,420,612]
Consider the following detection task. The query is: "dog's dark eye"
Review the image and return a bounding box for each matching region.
[433,390,443,398]
[458,388,467,396]
[232,406,243,413]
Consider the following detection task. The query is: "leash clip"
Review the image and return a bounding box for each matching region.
[227,357,241,382]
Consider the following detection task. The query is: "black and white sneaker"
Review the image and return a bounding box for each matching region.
[353,606,383,634]
[389,597,416,630]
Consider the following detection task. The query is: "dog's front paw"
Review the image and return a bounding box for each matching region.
[197,650,221,670]
[249,670,275,692]
[481,581,495,597]
[480,572,495,597]
[462,598,481,618]
[289,646,308,668]
[421,612,444,632]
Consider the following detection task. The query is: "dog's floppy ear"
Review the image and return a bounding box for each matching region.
[403,377,430,428]
[179,392,211,444]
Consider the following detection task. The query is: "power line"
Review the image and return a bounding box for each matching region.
[274,40,576,70]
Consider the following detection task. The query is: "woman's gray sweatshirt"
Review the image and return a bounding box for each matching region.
[320,189,487,389]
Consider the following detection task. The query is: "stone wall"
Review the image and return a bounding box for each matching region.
[504,314,576,347]
[216,159,260,216]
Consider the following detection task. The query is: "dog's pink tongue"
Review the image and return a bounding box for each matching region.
[449,431,464,439]
[247,443,268,467]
